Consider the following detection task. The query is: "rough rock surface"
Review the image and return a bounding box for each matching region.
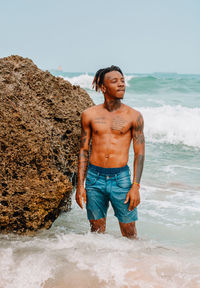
[0,55,94,233]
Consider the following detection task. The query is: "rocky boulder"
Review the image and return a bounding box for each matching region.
[0,55,94,233]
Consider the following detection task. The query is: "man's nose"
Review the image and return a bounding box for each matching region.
[118,81,125,87]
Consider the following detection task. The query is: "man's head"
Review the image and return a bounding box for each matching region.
[92,65,125,99]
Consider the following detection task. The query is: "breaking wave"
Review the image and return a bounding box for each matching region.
[141,105,200,147]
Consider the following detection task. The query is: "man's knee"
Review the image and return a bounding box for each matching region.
[119,221,137,239]
[89,218,106,233]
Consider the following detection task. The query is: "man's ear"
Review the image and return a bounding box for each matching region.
[101,84,106,94]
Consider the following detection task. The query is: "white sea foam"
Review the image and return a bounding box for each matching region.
[140,105,200,147]
[62,74,135,90]
[0,232,199,288]
[0,247,53,288]
[63,74,94,89]
[1,190,200,288]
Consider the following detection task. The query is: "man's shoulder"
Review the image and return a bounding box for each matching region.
[82,104,102,115]
[122,104,142,118]
[81,104,103,120]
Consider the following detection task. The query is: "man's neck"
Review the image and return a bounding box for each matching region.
[103,98,121,112]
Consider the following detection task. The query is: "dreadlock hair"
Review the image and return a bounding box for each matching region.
[92,65,123,92]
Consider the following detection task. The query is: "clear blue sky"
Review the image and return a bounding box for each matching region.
[0,0,199,73]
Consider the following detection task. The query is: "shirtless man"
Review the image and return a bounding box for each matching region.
[76,66,145,238]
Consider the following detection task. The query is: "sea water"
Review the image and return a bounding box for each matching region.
[0,72,200,288]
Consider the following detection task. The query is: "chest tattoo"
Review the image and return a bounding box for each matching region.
[111,116,127,132]
[93,117,107,124]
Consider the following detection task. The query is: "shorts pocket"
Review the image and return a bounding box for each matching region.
[85,170,99,187]
[116,171,132,189]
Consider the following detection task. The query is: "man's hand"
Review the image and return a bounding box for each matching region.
[124,186,140,211]
[76,186,87,209]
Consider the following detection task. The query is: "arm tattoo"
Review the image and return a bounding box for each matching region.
[80,123,87,148]
[78,149,89,187]
[133,132,145,144]
[133,114,145,183]
[135,114,144,132]
[133,114,145,145]
[134,154,144,184]
[78,122,90,187]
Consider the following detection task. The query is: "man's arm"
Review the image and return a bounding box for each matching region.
[125,112,145,211]
[132,112,145,184]
[76,111,91,209]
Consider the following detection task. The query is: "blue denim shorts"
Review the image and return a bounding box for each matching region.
[85,163,138,223]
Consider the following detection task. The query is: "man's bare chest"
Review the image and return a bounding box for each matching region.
[91,115,132,135]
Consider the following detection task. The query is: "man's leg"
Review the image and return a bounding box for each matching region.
[89,218,106,233]
[119,221,137,239]
[110,168,138,239]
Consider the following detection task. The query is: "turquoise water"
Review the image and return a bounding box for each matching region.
[0,72,200,288]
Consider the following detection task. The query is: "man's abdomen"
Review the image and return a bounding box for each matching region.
[90,134,131,168]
